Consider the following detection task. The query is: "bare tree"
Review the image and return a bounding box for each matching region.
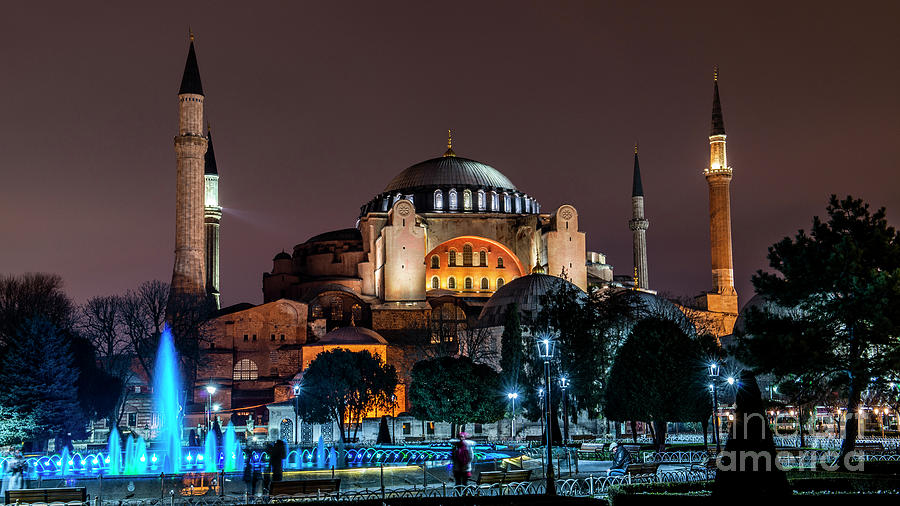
[80,295,133,425]
[0,273,74,345]
[459,326,499,367]
[120,281,168,382]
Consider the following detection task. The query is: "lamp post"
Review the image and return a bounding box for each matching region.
[536,335,556,496]
[292,384,301,445]
[708,363,720,453]
[559,376,570,442]
[507,392,518,439]
[205,385,217,431]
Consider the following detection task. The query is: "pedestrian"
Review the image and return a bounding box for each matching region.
[450,431,474,486]
[242,458,255,497]
[606,442,631,476]
[6,449,26,490]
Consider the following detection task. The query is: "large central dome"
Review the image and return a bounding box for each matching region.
[383,156,517,193]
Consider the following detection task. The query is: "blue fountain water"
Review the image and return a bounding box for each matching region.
[203,431,217,472]
[135,437,148,474]
[223,423,241,472]
[316,436,326,468]
[107,426,122,475]
[153,326,183,473]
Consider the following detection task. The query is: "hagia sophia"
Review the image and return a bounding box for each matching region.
[163,37,740,442]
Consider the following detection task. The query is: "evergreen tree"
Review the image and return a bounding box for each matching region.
[499,304,524,387]
[0,317,87,448]
[736,195,900,464]
[408,356,506,430]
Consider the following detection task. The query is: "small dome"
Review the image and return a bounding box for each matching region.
[478,274,583,327]
[304,228,362,244]
[384,156,517,193]
[316,326,387,345]
[273,251,291,261]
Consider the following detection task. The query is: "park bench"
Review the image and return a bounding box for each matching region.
[267,478,341,498]
[571,434,597,442]
[624,462,660,476]
[6,487,87,504]
[525,435,544,443]
[576,442,606,460]
[403,436,425,443]
[691,454,719,473]
[476,469,533,488]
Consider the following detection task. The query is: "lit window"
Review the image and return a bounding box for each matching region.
[449,189,457,210]
[351,303,362,322]
[525,198,531,213]
[503,193,511,212]
[515,196,522,213]
[311,304,324,318]
[405,194,414,205]
[382,198,389,211]
[427,421,435,435]
[233,359,259,381]
[431,276,440,289]
[463,244,473,266]
[434,189,443,210]
[477,190,485,211]
[491,191,499,211]
[402,423,411,435]
[497,257,504,268]
[497,278,505,289]
[465,277,473,290]
[448,277,456,290]
[463,189,472,210]
[449,250,457,267]
[481,277,489,290]
[479,250,486,266]
[431,255,439,269]
[330,298,343,320]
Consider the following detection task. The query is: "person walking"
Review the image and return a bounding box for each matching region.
[451,431,474,486]
[6,449,26,491]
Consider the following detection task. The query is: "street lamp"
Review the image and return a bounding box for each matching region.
[559,376,570,442]
[507,392,519,439]
[535,334,557,496]
[727,376,735,386]
[708,363,721,453]
[205,385,217,430]
[292,384,301,445]
[538,388,545,438]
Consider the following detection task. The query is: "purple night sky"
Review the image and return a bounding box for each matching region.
[1,2,898,308]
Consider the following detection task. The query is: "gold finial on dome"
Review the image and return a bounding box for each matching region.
[713,65,718,82]
[532,262,545,274]
[443,129,456,157]
[189,27,194,42]
[634,141,638,154]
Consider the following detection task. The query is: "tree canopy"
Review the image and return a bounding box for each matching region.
[408,355,506,429]
[297,348,398,442]
[736,195,900,460]
[604,316,711,450]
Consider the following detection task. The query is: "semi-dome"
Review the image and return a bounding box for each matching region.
[384,156,517,193]
[316,326,388,345]
[478,274,584,327]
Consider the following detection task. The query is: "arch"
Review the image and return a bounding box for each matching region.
[490,191,499,211]
[477,190,485,211]
[479,250,487,266]
[431,276,440,289]
[463,244,473,266]
[497,257,504,268]
[431,255,440,269]
[464,277,473,290]
[497,278,505,289]
[448,189,458,210]
[449,249,457,267]
[448,277,456,289]
[503,193,511,212]
[433,189,443,210]
[463,189,472,210]
[481,277,489,290]
[234,359,258,381]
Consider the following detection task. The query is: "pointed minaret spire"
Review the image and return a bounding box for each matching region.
[204,123,218,175]
[443,129,456,157]
[710,66,726,136]
[204,123,222,309]
[632,142,644,197]
[179,32,204,96]
[629,144,649,290]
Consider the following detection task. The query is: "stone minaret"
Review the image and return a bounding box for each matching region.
[629,144,649,290]
[204,126,221,308]
[700,67,738,315]
[170,34,208,300]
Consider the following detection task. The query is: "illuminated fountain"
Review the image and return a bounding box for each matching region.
[153,326,182,474]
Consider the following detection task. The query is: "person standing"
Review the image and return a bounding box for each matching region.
[6,449,26,491]
[451,431,474,486]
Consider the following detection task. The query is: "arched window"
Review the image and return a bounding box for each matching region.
[503,193,511,212]
[449,189,458,210]
[311,304,324,318]
[351,303,362,323]
[448,277,456,290]
[381,198,389,211]
[497,278,505,289]
[463,244,473,266]
[477,190,486,211]
[479,250,487,266]
[431,255,440,269]
[497,257,504,268]
[481,277,489,290]
[430,302,467,344]
[431,276,440,289]
[525,197,531,213]
[515,196,522,213]
[463,189,472,210]
[490,191,499,211]
[465,277,473,290]
[233,359,259,381]
[449,249,457,267]
[330,298,343,320]
[434,189,443,210]
[393,193,402,205]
